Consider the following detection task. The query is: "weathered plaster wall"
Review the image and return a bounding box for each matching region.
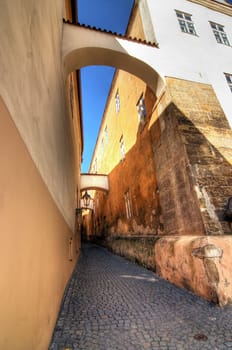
[0,97,79,349]
[96,232,232,305]
[90,70,161,237]
[0,0,77,228]
[90,76,232,305]
[102,233,232,306]
[106,237,158,270]
[155,235,232,306]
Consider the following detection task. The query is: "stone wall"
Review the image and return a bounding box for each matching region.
[90,78,232,238]
[97,233,232,306]
[90,77,232,306]
[155,235,232,306]
[85,1,232,306]
[105,236,158,270]
[150,101,205,236]
[166,78,232,235]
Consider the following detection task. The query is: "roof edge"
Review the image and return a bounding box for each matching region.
[63,19,158,47]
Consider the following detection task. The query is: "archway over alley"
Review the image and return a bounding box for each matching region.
[62,22,165,99]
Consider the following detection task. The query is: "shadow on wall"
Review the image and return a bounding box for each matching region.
[91,99,232,239]
[82,97,232,305]
[151,102,232,237]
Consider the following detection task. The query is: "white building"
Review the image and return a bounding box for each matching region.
[137,0,232,125]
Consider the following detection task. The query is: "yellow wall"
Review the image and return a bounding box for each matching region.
[0,0,82,348]
[90,3,150,175]
[90,70,147,174]
[0,0,78,229]
[0,96,79,349]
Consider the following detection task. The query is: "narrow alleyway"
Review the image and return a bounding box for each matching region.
[49,244,232,350]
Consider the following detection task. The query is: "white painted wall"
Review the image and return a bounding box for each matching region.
[144,0,232,126]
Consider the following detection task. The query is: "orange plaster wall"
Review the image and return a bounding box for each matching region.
[208,236,232,306]
[0,96,79,349]
[127,4,146,40]
[155,235,232,306]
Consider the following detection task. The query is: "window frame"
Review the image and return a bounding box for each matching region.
[124,190,133,219]
[101,138,104,157]
[175,10,197,36]
[210,21,230,46]
[136,94,147,123]
[92,158,98,174]
[224,73,232,92]
[104,126,108,145]
[119,135,126,160]
[115,90,120,114]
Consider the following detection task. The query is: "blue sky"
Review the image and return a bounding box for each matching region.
[78,0,134,172]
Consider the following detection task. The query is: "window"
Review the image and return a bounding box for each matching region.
[137,95,147,123]
[104,126,108,145]
[175,11,197,35]
[93,158,98,173]
[124,190,133,219]
[225,73,232,92]
[101,138,104,157]
[210,22,230,46]
[115,90,120,114]
[119,135,125,160]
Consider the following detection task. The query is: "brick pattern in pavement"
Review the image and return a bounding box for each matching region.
[49,244,232,350]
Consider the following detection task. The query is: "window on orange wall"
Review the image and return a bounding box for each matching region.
[136,94,147,123]
[115,90,120,114]
[119,135,125,160]
[225,73,232,92]
[92,158,98,173]
[210,22,230,46]
[101,138,104,157]
[175,10,197,35]
[104,126,108,145]
[124,190,133,219]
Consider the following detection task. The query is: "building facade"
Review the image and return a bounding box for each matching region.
[0,1,82,348]
[88,0,232,305]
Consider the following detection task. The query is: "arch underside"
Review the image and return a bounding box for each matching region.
[62,24,166,98]
[80,173,109,192]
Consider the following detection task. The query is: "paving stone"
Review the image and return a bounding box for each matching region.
[49,244,232,350]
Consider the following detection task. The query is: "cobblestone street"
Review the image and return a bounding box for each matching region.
[49,244,232,350]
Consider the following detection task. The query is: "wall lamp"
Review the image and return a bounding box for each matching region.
[82,191,92,208]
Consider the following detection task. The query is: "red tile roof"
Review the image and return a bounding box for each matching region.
[63,19,158,47]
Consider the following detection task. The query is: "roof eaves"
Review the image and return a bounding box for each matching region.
[63,19,158,48]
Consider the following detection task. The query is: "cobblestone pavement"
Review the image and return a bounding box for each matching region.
[49,244,232,350]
